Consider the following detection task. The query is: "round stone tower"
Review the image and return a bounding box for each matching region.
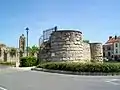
[49,30,84,61]
[90,43,103,62]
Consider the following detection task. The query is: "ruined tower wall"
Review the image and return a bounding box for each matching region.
[82,42,91,61]
[90,43,103,62]
[0,46,6,62]
[49,30,90,62]
[39,30,103,62]
[0,45,19,63]
[19,34,26,52]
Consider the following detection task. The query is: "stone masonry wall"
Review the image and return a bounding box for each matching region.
[39,30,103,62]
[49,30,90,61]
[82,42,91,61]
[90,43,103,62]
[0,45,19,63]
[0,46,6,62]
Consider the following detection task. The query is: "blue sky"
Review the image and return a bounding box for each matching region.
[0,0,120,47]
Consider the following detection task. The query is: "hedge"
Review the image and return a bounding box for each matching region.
[20,56,37,67]
[37,62,120,73]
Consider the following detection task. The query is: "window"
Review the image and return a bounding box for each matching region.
[112,55,113,58]
[103,52,105,57]
[107,46,111,50]
[108,52,110,56]
[116,49,118,53]
[116,43,118,47]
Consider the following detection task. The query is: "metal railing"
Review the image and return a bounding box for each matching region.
[43,26,57,42]
[39,26,57,47]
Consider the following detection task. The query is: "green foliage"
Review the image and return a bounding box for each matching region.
[37,62,120,73]
[27,45,39,56]
[9,48,16,57]
[20,56,37,67]
[83,40,89,43]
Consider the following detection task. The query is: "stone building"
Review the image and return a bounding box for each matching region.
[39,29,103,62]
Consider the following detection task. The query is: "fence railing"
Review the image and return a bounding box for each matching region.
[39,26,57,47]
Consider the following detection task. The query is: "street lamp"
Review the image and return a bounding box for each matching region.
[25,27,29,56]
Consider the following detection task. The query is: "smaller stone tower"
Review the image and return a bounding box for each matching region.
[90,43,103,62]
[19,34,26,57]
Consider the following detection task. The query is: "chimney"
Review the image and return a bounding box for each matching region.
[115,35,117,39]
[109,36,112,40]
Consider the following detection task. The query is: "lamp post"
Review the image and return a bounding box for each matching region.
[25,27,29,56]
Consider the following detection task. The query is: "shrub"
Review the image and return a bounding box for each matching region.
[37,62,120,73]
[20,56,37,67]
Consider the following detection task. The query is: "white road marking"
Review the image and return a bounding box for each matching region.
[105,79,120,85]
[0,86,7,90]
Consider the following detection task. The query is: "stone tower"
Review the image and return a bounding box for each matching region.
[19,34,26,56]
[50,30,83,61]
[90,43,103,62]
[39,29,103,63]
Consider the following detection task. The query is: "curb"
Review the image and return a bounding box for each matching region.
[31,68,120,76]
[11,66,35,70]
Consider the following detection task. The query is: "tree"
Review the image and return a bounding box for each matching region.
[9,48,16,57]
[27,45,39,56]
[83,40,90,43]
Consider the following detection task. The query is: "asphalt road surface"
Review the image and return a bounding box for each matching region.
[0,67,120,90]
[0,65,10,69]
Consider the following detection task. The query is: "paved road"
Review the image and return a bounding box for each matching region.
[0,65,10,69]
[0,68,120,90]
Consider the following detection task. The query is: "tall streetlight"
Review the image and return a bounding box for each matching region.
[25,27,29,56]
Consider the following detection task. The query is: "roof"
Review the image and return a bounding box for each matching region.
[103,43,113,46]
[105,37,120,44]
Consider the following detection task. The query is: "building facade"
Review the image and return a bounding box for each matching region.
[103,35,120,61]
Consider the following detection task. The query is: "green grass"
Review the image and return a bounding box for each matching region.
[0,62,16,66]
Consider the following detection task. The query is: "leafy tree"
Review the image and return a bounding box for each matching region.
[9,48,16,57]
[27,45,39,56]
[83,40,90,43]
